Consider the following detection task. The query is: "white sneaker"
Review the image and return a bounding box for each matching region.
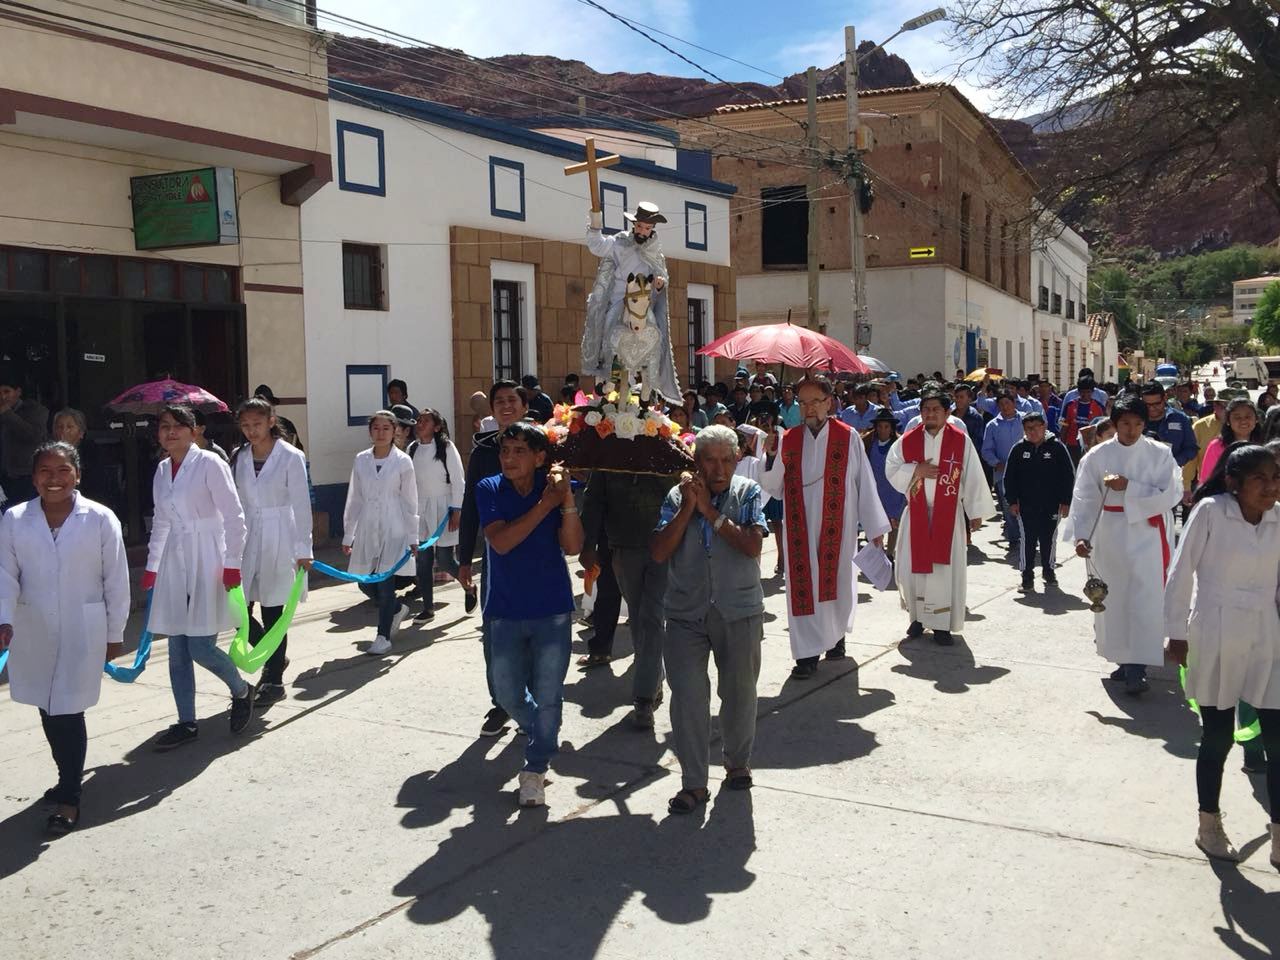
[1196,810,1239,862]
[517,771,545,808]
[389,604,407,636]
[367,634,392,656]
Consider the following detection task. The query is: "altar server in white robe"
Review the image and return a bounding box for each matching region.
[1067,394,1182,695]
[762,375,890,679]
[1163,442,1280,867]
[144,405,253,751]
[886,385,995,645]
[343,410,418,656]
[232,397,313,706]
[0,441,129,834]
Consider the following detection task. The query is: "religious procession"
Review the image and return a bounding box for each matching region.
[4,1,1280,956]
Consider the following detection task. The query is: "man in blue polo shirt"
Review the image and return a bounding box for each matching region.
[838,383,882,430]
[476,422,583,809]
[982,390,1026,546]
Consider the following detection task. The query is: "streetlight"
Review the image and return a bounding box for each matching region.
[848,8,948,350]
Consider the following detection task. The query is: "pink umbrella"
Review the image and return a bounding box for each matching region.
[697,321,871,374]
[107,378,229,415]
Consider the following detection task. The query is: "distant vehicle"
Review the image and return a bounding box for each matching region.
[1232,356,1280,389]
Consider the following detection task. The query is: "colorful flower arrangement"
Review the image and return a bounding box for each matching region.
[547,397,692,453]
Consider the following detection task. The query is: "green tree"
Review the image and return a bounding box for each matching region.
[1092,265,1138,341]
[1252,281,1280,348]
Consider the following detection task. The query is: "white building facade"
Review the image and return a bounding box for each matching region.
[301,82,734,533]
[1031,213,1094,386]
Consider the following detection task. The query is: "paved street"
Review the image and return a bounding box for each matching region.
[2,524,1278,959]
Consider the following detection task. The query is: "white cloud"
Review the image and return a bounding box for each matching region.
[320,0,698,75]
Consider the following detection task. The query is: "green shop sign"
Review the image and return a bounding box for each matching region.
[130,167,239,250]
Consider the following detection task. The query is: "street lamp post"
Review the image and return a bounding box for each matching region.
[846,8,947,351]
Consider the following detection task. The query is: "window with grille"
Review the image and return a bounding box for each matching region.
[1069,342,1076,378]
[761,185,808,268]
[1000,219,1009,291]
[1053,340,1062,385]
[960,193,971,273]
[492,280,522,383]
[688,297,709,385]
[1052,293,1062,315]
[983,210,993,282]
[342,242,385,310]
[1066,299,1076,320]
[1041,339,1050,380]
[1038,286,1049,311]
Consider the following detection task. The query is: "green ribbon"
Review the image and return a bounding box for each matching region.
[226,569,306,673]
[1179,665,1260,744]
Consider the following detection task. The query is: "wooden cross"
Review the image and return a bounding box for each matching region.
[563,137,621,213]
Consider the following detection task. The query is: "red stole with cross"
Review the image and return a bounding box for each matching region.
[782,418,851,617]
[902,422,966,574]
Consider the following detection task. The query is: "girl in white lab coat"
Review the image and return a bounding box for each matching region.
[232,398,313,706]
[0,441,130,834]
[409,408,467,622]
[144,405,253,750]
[343,410,418,655]
[1165,443,1280,868]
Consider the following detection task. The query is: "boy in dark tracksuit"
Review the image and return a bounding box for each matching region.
[1002,410,1075,591]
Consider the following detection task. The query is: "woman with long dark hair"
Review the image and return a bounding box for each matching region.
[1167,443,1280,868]
[1200,398,1261,483]
[144,404,253,750]
[410,408,469,621]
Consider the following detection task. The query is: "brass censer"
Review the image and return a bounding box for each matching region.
[1083,574,1108,613]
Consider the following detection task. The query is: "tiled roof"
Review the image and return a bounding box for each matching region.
[713,83,949,113]
[1233,275,1280,286]
[1086,312,1114,343]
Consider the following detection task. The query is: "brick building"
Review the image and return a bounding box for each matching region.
[669,84,1039,377]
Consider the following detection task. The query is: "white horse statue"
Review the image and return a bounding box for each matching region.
[609,273,663,403]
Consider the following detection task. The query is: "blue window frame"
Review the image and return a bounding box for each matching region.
[346,364,389,426]
[685,201,708,251]
[600,182,627,235]
[336,120,386,196]
[488,156,526,221]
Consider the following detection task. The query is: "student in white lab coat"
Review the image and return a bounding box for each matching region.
[0,441,130,835]
[1165,443,1280,868]
[143,405,253,751]
[409,408,467,623]
[231,398,313,706]
[343,410,418,655]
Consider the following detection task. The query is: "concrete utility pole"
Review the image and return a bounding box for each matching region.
[844,26,868,349]
[806,66,821,330]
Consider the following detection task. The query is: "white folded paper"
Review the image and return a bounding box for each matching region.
[853,542,895,591]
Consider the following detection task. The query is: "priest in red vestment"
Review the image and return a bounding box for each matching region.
[762,375,890,679]
[885,384,995,645]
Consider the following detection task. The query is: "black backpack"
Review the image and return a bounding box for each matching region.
[408,440,451,486]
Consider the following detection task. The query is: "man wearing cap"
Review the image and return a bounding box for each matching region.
[749,361,777,391]
[1002,409,1074,592]
[521,375,554,422]
[886,385,994,644]
[584,201,681,401]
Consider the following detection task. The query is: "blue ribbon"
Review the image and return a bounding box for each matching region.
[0,513,453,683]
[311,513,452,584]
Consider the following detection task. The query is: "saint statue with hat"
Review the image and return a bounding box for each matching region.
[582,199,682,403]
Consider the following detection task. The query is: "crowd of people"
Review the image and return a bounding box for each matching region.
[2,360,1280,872]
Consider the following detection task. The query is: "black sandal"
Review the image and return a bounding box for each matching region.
[576,653,612,668]
[726,768,753,791]
[45,807,79,837]
[668,787,710,814]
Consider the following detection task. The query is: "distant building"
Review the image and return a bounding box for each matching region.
[667,84,1039,377]
[1232,275,1280,325]
[1031,211,1093,387]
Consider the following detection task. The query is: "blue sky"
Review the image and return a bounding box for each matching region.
[320,0,1000,113]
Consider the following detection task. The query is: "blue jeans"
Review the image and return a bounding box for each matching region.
[488,613,572,773]
[359,577,401,636]
[168,634,248,724]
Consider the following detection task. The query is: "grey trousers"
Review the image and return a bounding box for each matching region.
[664,609,764,790]
[612,544,668,703]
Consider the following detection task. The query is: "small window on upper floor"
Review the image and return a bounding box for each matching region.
[343,242,387,311]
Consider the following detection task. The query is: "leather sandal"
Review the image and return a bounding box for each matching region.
[725,767,753,790]
[667,787,710,814]
[45,807,80,837]
[576,653,612,668]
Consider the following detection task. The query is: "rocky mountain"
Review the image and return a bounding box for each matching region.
[327,36,1278,253]
[326,35,917,121]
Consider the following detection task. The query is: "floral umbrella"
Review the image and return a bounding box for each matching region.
[106,378,229,415]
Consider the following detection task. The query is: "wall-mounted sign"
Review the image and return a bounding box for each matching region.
[83,353,106,363]
[910,246,937,259]
[130,167,239,250]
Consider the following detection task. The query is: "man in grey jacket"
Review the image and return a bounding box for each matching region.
[651,425,768,815]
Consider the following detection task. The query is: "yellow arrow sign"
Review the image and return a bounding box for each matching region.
[910,246,936,259]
